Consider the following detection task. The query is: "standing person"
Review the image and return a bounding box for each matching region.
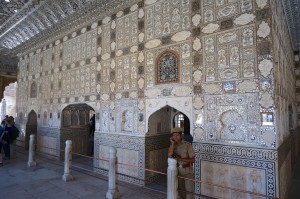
[0,120,5,166]
[88,114,96,156]
[9,116,19,139]
[168,128,195,199]
[9,116,19,159]
[89,114,95,137]
[2,117,14,160]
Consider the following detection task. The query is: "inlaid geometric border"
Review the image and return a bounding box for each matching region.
[193,143,278,161]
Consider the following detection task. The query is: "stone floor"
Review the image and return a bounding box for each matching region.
[287,157,300,199]
[0,151,166,199]
[3,150,299,199]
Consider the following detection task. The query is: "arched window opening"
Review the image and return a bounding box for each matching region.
[43,111,48,126]
[79,110,86,125]
[30,82,37,98]
[174,113,184,128]
[63,111,71,127]
[156,50,180,85]
[71,111,78,126]
[173,112,192,143]
[121,110,133,132]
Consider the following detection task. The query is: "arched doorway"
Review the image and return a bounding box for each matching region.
[25,110,37,150]
[145,105,191,192]
[60,103,95,160]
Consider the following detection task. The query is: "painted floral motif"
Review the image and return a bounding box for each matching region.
[259,92,273,108]
[257,21,270,38]
[258,59,273,77]
[237,80,258,92]
[220,110,246,141]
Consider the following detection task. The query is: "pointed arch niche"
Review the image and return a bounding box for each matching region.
[156,50,180,85]
[30,81,37,98]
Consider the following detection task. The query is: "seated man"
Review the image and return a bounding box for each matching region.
[168,127,195,199]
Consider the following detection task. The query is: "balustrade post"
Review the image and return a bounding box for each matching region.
[27,134,36,167]
[106,147,120,199]
[167,158,178,199]
[62,140,74,182]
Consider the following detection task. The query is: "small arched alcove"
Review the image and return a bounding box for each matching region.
[145,101,191,190]
[121,110,133,132]
[30,82,37,98]
[60,103,95,159]
[25,110,38,150]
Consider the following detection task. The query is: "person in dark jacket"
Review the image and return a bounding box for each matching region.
[2,118,11,160]
[0,120,5,165]
[89,114,95,137]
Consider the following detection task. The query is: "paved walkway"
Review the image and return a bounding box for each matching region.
[5,150,300,199]
[0,152,166,199]
[287,157,300,199]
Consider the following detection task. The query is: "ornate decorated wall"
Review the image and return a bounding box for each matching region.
[15,0,296,198]
[270,0,297,198]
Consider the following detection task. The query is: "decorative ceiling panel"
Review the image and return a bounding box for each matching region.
[283,0,300,51]
[0,0,299,54]
[0,0,135,56]
[0,0,27,28]
[0,0,139,74]
[0,0,110,51]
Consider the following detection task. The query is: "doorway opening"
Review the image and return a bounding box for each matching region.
[145,105,191,193]
[60,103,95,168]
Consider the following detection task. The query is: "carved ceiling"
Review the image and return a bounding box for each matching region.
[0,0,93,52]
[0,0,137,53]
[0,0,299,76]
[283,0,300,51]
[0,0,135,75]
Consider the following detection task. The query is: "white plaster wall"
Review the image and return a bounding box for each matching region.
[98,145,139,177]
[201,161,266,199]
[37,136,57,155]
